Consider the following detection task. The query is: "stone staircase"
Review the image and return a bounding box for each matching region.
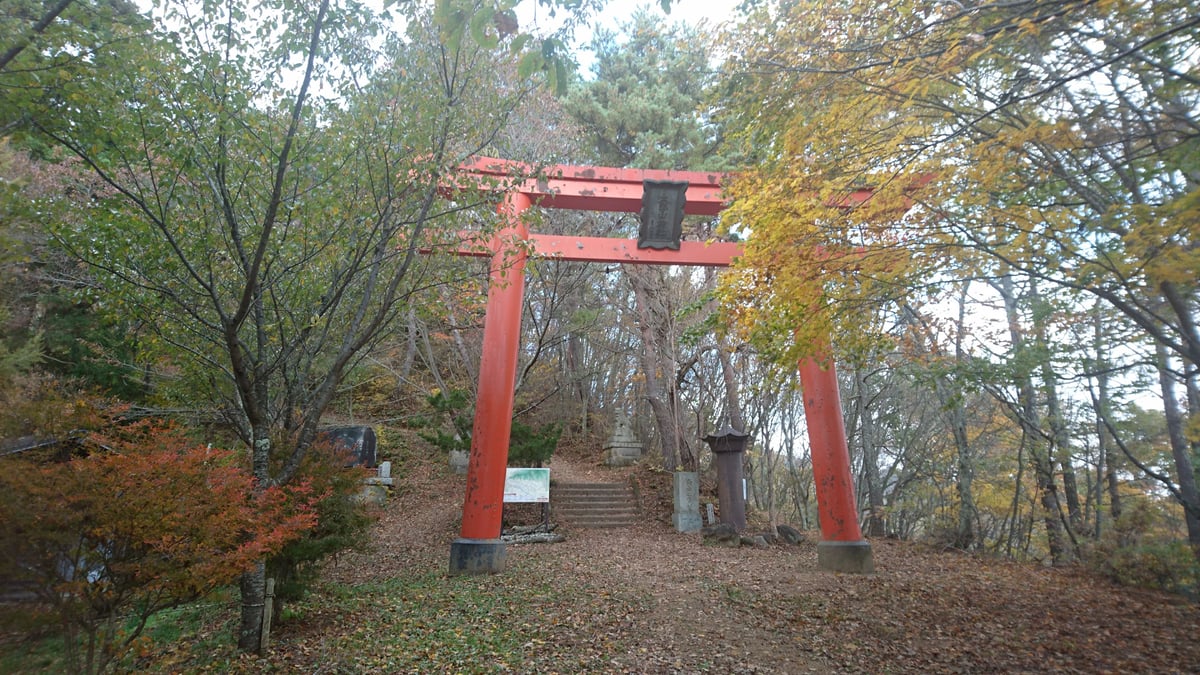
[551,481,639,528]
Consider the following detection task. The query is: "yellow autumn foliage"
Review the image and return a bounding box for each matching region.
[714,0,1198,373]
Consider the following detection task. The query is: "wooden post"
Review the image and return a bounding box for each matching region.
[259,577,275,652]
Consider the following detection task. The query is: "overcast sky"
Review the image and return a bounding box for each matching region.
[516,0,746,71]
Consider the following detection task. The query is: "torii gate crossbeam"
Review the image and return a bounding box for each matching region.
[442,157,873,576]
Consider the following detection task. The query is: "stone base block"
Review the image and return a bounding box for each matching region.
[672,512,702,533]
[605,453,639,467]
[359,484,388,507]
[449,538,506,575]
[817,540,874,574]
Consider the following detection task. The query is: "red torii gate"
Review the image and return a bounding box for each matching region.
[443,157,873,575]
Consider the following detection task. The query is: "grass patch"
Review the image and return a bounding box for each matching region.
[0,631,66,675]
[5,558,645,674]
[277,571,573,672]
[0,592,236,675]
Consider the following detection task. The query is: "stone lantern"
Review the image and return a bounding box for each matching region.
[703,426,750,532]
[604,417,644,467]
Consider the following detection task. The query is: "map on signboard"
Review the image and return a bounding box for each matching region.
[503,467,550,503]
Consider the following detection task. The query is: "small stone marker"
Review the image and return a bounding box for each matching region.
[361,460,394,506]
[449,449,469,475]
[705,502,716,525]
[672,471,702,533]
[260,577,276,652]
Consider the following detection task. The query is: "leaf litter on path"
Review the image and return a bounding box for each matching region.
[169,452,1199,674]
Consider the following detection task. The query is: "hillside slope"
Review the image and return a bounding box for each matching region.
[234,448,1199,673]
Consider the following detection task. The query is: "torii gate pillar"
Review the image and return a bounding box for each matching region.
[444,157,872,575]
[448,191,530,574]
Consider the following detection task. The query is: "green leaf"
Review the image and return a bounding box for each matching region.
[509,34,531,54]
[469,9,499,50]
[434,0,467,48]
[552,58,569,95]
[517,51,543,80]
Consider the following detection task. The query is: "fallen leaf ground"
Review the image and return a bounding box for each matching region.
[163,449,1199,674]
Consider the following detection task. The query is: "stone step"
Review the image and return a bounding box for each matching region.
[563,517,636,528]
[554,490,634,498]
[554,504,637,513]
[554,502,638,511]
[553,488,633,496]
[551,481,638,529]
[552,484,634,493]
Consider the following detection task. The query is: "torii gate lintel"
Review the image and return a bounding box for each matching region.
[443,157,873,576]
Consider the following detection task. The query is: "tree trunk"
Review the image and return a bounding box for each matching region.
[853,365,886,537]
[717,341,745,431]
[565,329,588,434]
[645,392,680,471]
[950,284,978,549]
[948,399,977,549]
[1156,342,1200,554]
[237,562,267,653]
[1036,318,1084,537]
[765,447,779,529]
[998,275,1070,564]
[1092,306,1121,531]
[400,307,418,380]
[238,420,274,653]
[628,267,690,471]
[901,292,977,549]
[1186,361,1200,493]
[436,285,477,385]
[784,420,811,529]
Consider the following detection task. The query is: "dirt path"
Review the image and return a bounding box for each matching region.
[309,452,1198,674]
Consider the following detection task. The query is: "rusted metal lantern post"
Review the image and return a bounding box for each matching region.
[703,426,750,532]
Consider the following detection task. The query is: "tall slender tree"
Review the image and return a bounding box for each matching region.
[27,0,553,651]
[716,0,1199,557]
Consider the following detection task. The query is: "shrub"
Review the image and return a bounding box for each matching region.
[266,442,375,616]
[416,389,472,456]
[507,420,561,467]
[0,421,317,675]
[1087,503,1200,599]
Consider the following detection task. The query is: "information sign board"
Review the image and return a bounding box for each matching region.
[503,467,550,503]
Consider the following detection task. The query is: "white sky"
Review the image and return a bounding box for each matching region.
[516,0,746,71]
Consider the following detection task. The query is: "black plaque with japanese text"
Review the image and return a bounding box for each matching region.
[638,180,688,250]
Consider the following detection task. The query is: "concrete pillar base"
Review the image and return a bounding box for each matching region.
[449,538,507,575]
[673,512,702,533]
[817,540,875,574]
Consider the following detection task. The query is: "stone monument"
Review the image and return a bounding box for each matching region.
[672,471,702,533]
[604,417,644,467]
[317,425,377,467]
